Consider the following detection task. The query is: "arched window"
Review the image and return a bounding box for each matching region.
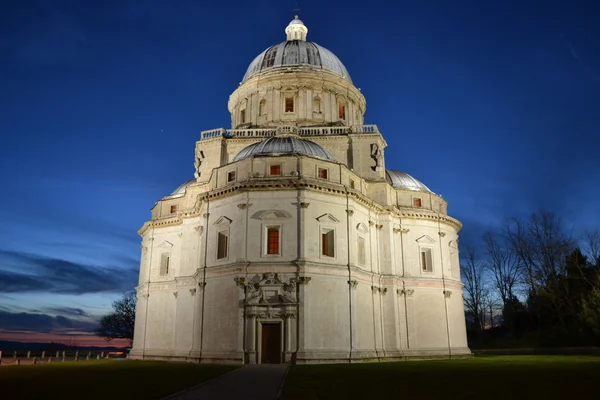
[338,103,346,120]
[259,99,266,116]
[313,96,321,113]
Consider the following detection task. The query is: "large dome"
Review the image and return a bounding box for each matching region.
[386,170,432,193]
[241,16,351,84]
[233,136,336,162]
[242,41,352,83]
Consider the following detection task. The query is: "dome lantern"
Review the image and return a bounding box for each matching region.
[285,15,308,41]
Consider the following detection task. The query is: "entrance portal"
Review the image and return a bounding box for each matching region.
[260,322,282,364]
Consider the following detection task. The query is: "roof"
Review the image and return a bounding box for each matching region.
[242,41,352,83]
[233,136,336,162]
[386,170,432,193]
[167,179,196,198]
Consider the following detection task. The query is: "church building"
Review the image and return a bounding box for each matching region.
[130,16,471,364]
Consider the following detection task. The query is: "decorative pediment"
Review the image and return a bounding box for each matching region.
[356,223,369,233]
[158,241,173,249]
[316,213,340,224]
[251,210,292,220]
[243,273,297,305]
[213,216,232,226]
[449,240,458,249]
[416,235,436,244]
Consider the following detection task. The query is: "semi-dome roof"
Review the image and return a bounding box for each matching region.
[243,41,352,83]
[386,170,432,193]
[242,16,351,83]
[168,179,196,198]
[233,136,336,162]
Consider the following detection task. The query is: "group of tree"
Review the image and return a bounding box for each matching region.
[462,210,600,348]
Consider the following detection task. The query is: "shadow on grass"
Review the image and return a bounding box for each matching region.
[280,356,600,400]
[0,360,238,400]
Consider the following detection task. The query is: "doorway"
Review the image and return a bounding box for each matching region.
[260,322,282,364]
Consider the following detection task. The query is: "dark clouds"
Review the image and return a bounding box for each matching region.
[0,250,138,294]
[0,309,96,333]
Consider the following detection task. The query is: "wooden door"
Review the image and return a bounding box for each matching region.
[260,322,282,364]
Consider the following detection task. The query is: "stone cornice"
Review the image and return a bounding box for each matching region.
[139,179,461,235]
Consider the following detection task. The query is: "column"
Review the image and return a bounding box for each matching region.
[246,313,257,364]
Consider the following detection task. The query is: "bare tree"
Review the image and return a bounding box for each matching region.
[461,245,488,340]
[583,229,600,268]
[484,232,522,336]
[505,210,575,335]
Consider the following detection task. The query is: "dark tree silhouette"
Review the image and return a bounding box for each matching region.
[96,292,136,347]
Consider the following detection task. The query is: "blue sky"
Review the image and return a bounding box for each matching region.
[1,0,599,343]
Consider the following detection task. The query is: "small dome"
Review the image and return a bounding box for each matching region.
[168,179,196,198]
[242,41,351,83]
[386,170,432,193]
[233,136,336,162]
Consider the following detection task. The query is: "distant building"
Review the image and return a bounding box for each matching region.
[130,16,470,364]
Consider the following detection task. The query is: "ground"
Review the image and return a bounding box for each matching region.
[0,360,237,400]
[2,356,600,399]
[280,356,600,399]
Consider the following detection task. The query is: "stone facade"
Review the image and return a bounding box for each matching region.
[130,16,470,364]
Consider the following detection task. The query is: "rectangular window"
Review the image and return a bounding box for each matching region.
[170,205,177,214]
[349,179,355,189]
[217,231,228,260]
[413,198,422,207]
[322,229,335,257]
[227,171,236,182]
[160,253,170,276]
[318,167,328,179]
[421,248,433,272]
[285,97,294,112]
[270,165,281,176]
[240,109,246,124]
[357,236,366,265]
[338,103,346,119]
[267,227,280,255]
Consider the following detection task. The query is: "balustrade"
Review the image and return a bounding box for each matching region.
[200,124,379,140]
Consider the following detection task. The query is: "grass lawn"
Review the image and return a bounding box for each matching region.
[0,359,237,400]
[280,355,600,399]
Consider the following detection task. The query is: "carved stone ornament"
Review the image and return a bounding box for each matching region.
[400,228,410,234]
[198,282,207,289]
[234,277,246,287]
[346,209,354,216]
[371,286,380,293]
[399,288,414,296]
[189,288,197,296]
[300,202,310,208]
[368,220,375,226]
[194,225,204,234]
[173,290,178,298]
[438,232,446,237]
[376,224,383,230]
[370,143,382,171]
[237,203,252,209]
[298,276,312,285]
[444,290,452,298]
[203,213,210,219]
[244,273,298,305]
[381,287,388,295]
[348,280,358,289]
[393,228,401,233]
